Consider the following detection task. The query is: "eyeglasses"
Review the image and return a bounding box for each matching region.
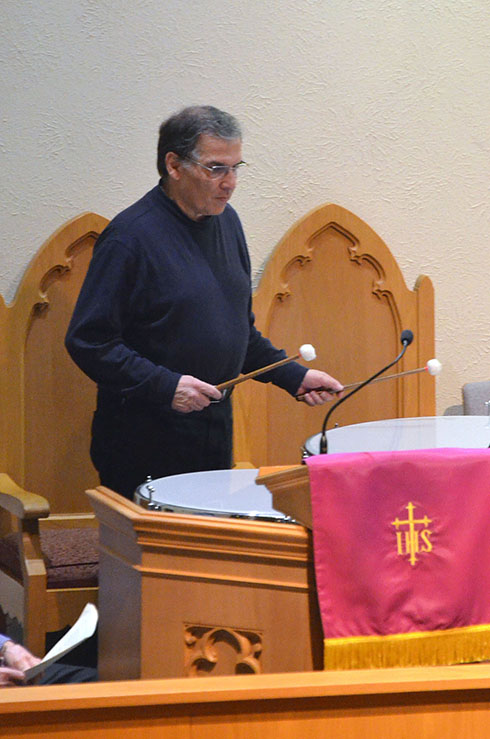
[184,157,248,179]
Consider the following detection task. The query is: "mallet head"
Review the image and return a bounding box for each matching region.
[299,344,316,361]
[426,358,442,376]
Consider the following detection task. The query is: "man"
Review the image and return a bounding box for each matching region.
[0,634,96,686]
[66,106,343,498]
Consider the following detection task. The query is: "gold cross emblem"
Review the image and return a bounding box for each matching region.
[392,502,433,566]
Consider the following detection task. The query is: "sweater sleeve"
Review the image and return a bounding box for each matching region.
[0,634,11,652]
[65,235,181,406]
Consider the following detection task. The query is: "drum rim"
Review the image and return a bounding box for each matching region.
[134,496,292,522]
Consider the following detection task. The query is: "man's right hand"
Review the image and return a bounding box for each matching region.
[171,375,222,413]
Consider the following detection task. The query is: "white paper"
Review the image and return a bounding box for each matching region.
[24,603,98,681]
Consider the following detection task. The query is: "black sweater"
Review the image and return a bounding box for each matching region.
[65,184,306,409]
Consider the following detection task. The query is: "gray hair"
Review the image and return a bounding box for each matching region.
[157,105,242,179]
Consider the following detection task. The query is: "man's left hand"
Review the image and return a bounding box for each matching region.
[296,369,344,406]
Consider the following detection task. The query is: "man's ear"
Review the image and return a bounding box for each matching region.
[165,151,183,181]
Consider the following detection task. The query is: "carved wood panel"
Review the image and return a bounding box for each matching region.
[184,624,263,676]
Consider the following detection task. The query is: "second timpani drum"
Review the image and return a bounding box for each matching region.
[303,416,490,456]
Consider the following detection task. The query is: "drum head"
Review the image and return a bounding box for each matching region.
[304,416,490,456]
[134,468,291,522]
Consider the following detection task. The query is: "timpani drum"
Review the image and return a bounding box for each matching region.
[134,468,292,522]
[303,415,490,456]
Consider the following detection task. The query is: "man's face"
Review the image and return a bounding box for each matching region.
[167,134,242,221]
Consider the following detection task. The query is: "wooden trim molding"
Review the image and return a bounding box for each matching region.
[2,665,490,737]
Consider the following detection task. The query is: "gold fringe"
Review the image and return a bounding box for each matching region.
[324,624,490,670]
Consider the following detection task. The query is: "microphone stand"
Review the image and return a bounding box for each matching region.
[319,331,413,454]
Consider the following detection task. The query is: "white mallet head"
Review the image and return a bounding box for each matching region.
[299,343,316,362]
[426,358,442,376]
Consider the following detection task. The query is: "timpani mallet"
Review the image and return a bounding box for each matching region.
[295,358,442,401]
[216,344,317,392]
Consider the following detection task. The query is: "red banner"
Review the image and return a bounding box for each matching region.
[306,447,490,668]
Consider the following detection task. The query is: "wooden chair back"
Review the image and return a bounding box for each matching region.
[233,204,435,467]
[0,214,108,655]
[0,214,109,522]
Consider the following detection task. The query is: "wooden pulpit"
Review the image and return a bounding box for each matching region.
[86,479,321,681]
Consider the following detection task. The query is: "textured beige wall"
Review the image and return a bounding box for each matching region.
[1,0,489,414]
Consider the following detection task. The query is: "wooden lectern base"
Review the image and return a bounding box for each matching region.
[87,479,322,681]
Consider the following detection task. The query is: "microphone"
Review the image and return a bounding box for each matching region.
[318,330,414,454]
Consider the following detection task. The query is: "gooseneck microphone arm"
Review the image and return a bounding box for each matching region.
[318,330,414,454]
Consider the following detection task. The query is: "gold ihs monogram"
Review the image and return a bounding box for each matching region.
[392,502,433,566]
